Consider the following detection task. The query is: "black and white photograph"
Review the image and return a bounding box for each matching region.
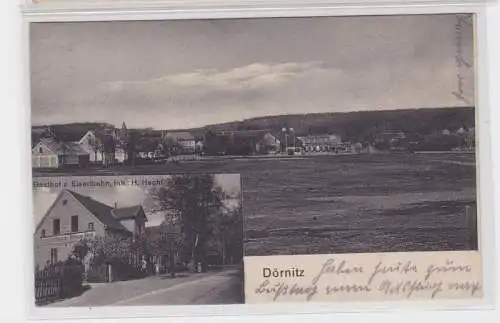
[30,13,477,260]
[32,174,244,306]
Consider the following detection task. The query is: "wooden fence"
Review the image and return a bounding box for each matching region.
[35,262,84,306]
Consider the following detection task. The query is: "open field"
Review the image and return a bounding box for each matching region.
[33,152,477,256]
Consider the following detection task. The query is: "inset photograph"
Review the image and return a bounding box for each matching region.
[32,174,243,306]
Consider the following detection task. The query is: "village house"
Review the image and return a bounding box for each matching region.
[77,130,117,166]
[164,131,197,154]
[296,134,343,152]
[78,130,103,164]
[32,138,89,169]
[78,127,127,166]
[32,122,131,168]
[34,189,147,269]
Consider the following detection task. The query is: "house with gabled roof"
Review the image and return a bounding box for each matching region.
[31,138,64,168]
[164,131,196,154]
[78,129,122,166]
[32,138,90,169]
[78,130,104,164]
[34,189,147,269]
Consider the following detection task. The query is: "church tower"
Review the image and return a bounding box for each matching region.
[116,121,129,148]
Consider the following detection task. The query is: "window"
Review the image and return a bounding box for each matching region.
[40,229,45,238]
[53,219,60,235]
[50,248,58,264]
[88,222,94,231]
[38,146,43,153]
[71,215,79,233]
[62,199,68,205]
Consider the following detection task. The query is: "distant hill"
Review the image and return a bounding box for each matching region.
[194,107,475,142]
[32,122,114,134]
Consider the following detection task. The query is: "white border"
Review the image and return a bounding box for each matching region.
[20,2,496,321]
[21,1,492,21]
[20,0,494,10]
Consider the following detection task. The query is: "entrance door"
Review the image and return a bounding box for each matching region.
[50,248,58,264]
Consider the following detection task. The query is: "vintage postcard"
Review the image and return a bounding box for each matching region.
[32,174,244,306]
[29,13,482,307]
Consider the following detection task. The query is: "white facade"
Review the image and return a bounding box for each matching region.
[115,148,127,163]
[165,132,196,153]
[78,131,104,163]
[32,141,61,168]
[297,134,343,152]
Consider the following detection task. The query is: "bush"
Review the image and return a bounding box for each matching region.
[86,257,146,283]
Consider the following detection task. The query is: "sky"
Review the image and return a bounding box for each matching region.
[30,14,475,130]
[32,174,241,227]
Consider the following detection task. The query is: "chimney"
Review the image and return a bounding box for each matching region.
[114,202,118,209]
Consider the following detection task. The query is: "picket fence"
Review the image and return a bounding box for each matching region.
[35,262,84,305]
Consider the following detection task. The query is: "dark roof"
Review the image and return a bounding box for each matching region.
[37,138,64,154]
[66,190,129,232]
[44,128,89,142]
[111,205,146,221]
[34,138,90,156]
[63,142,89,155]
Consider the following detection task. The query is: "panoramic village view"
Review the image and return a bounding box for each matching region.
[31,108,476,170]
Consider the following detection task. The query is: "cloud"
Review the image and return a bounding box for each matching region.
[102,61,329,93]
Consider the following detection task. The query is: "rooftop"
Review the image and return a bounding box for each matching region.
[66,190,145,231]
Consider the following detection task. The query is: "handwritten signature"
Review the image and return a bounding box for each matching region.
[452,14,473,105]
